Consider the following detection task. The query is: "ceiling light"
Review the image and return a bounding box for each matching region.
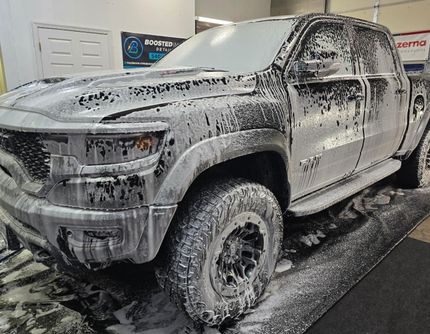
[195,16,233,25]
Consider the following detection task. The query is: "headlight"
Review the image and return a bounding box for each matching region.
[85,132,164,165]
[45,131,165,166]
[46,131,166,208]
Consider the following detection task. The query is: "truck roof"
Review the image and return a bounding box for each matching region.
[236,13,390,33]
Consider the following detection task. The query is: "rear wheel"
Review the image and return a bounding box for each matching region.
[398,127,430,188]
[156,178,283,325]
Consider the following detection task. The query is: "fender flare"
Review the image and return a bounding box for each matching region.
[412,109,430,150]
[154,128,291,205]
[399,98,430,159]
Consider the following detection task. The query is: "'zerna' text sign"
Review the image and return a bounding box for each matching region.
[394,30,430,62]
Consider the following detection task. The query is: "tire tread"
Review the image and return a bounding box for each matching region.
[156,178,282,324]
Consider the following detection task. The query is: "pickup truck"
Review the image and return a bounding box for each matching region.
[0,13,429,325]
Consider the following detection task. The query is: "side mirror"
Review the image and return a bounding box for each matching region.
[293,58,341,78]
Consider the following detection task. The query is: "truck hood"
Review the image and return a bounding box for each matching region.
[0,67,257,123]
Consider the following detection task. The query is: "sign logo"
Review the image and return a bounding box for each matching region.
[396,40,427,48]
[123,36,144,60]
[394,31,430,62]
[121,31,185,68]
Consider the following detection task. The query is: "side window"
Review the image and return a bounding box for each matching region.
[294,22,353,76]
[353,27,397,74]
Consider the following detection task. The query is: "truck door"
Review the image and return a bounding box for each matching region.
[352,25,409,171]
[286,21,366,199]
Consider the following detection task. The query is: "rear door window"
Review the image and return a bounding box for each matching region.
[353,26,397,75]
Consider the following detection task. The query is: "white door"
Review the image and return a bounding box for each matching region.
[37,26,112,77]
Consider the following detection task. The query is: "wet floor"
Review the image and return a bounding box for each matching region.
[0,176,429,334]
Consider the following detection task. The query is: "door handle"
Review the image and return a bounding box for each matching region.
[347,93,364,101]
[395,88,407,95]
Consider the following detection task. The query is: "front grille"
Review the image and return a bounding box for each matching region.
[0,129,50,182]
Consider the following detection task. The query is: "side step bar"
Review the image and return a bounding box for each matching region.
[288,159,401,217]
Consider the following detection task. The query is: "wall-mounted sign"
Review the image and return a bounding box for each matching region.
[121,31,185,68]
[393,30,430,62]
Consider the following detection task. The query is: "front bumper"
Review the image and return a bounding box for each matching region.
[0,168,177,267]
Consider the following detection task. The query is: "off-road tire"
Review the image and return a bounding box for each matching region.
[155,178,283,326]
[398,127,430,188]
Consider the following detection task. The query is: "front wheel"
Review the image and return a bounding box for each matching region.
[398,127,430,188]
[156,178,283,325]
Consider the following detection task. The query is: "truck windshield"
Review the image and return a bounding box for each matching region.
[154,19,296,73]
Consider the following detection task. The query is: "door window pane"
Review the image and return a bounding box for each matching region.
[295,22,353,76]
[353,27,397,74]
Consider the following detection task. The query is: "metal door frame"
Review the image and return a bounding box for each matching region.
[0,46,6,93]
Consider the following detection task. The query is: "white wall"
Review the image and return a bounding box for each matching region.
[0,0,195,90]
[271,0,325,16]
[329,0,430,33]
[271,0,430,34]
[196,0,271,22]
